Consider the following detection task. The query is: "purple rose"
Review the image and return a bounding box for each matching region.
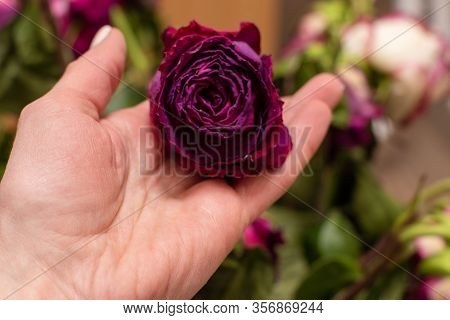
[149,21,292,178]
[0,0,19,29]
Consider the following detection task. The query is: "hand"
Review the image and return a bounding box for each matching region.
[0,27,343,299]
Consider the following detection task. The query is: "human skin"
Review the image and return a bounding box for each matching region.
[0,27,343,299]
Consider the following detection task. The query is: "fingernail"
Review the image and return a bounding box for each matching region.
[90,25,112,49]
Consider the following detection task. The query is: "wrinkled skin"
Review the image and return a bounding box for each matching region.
[150,21,292,178]
[0,28,343,299]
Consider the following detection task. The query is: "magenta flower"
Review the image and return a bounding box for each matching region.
[243,218,284,263]
[149,21,292,178]
[49,0,121,55]
[0,0,19,29]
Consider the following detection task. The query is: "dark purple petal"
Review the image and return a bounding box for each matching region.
[70,0,119,23]
[72,25,100,56]
[235,22,261,54]
[162,20,261,55]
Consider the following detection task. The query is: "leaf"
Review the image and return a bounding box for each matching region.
[105,83,145,113]
[401,223,450,242]
[317,211,362,258]
[224,250,274,299]
[266,207,320,299]
[195,249,274,300]
[110,6,149,71]
[352,165,401,239]
[331,101,349,129]
[273,55,301,78]
[0,30,11,64]
[0,59,20,97]
[295,256,362,299]
[12,2,55,66]
[358,270,408,300]
[419,249,450,276]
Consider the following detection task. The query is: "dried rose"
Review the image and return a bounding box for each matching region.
[149,21,292,178]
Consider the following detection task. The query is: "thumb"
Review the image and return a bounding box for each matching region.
[50,26,127,116]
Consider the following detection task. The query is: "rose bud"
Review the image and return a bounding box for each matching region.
[243,218,285,264]
[149,21,292,178]
[342,14,450,123]
[0,0,19,29]
[414,236,447,259]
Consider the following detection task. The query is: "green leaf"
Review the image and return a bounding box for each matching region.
[331,100,349,128]
[317,211,362,258]
[266,207,320,299]
[352,166,401,239]
[273,55,301,78]
[110,6,149,71]
[105,83,145,113]
[12,2,56,66]
[419,249,450,276]
[401,222,450,242]
[295,256,362,299]
[0,59,20,97]
[0,31,11,64]
[358,270,408,300]
[196,249,274,299]
[316,1,348,25]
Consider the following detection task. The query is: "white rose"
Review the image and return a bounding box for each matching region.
[369,15,442,73]
[341,14,450,122]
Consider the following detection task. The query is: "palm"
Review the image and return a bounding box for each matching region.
[0,29,342,299]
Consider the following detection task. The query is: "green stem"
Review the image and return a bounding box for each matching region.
[419,179,450,204]
[38,0,68,67]
[336,177,450,299]
[110,6,149,71]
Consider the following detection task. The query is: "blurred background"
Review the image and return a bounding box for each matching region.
[159,0,450,203]
[1,0,450,299]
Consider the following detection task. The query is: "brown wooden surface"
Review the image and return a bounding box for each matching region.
[158,0,281,55]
